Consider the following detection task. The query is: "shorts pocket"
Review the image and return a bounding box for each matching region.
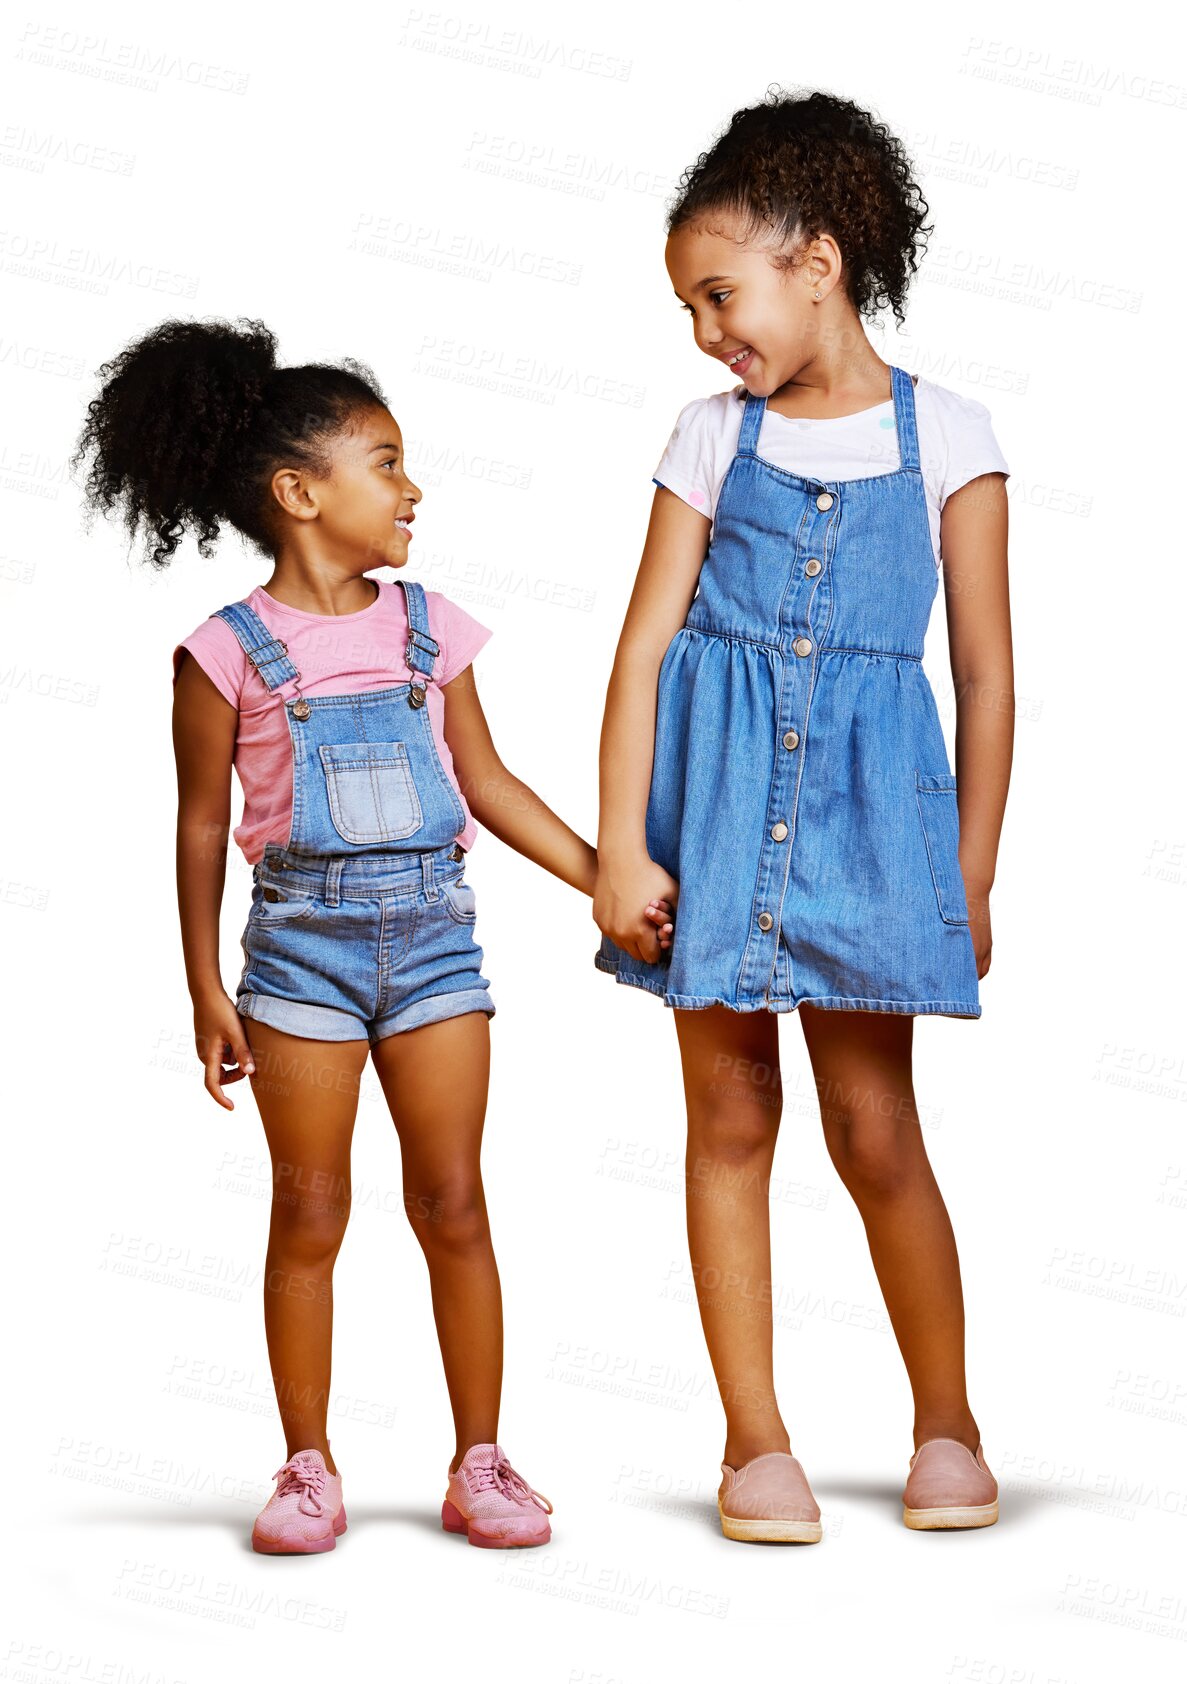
[247,882,320,926]
[320,741,423,845]
[914,771,969,925]
[439,873,477,925]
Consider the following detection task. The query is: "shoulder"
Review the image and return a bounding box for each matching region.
[171,594,256,704]
[423,586,494,683]
[914,376,998,431]
[915,378,1010,501]
[659,387,742,448]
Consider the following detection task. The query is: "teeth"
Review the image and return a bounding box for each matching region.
[394,518,411,529]
[728,348,751,366]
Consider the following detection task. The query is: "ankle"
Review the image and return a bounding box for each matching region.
[722,1429,792,1469]
[286,1439,336,1476]
[450,1437,498,1476]
[912,1415,979,1456]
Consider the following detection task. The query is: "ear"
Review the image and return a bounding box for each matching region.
[270,466,320,523]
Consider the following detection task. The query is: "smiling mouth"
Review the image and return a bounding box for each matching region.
[723,346,754,367]
[394,516,414,535]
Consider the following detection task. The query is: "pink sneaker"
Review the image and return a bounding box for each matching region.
[902,1437,999,1530]
[717,1450,823,1543]
[251,1449,347,1554]
[442,1443,553,1548]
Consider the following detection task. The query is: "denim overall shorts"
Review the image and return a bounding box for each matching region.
[214,577,495,1043]
[595,366,980,1019]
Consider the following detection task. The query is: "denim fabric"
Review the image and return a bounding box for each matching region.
[236,845,493,1043]
[595,366,980,1018]
[213,578,495,1041]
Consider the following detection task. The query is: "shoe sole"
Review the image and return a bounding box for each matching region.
[718,1505,822,1544]
[252,1505,348,1554]
[441,1498,551,1548]
[902,1499,998,1530]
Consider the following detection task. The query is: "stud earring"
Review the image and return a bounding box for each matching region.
[814,290,822,299]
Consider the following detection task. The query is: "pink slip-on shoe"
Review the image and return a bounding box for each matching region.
[717,1450,823,1543]
[442,1443,553,1548]
[902,1438,999,1530]
[251,1449,347,1555]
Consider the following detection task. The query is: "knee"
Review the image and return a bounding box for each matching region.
[269,1176,351,1269]
[829,1123,914,1201]
[687,1087,781,1166]
[406,1181,489,1255]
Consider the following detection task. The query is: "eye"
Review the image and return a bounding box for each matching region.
[678,290,731,314]
[380,457,399,471]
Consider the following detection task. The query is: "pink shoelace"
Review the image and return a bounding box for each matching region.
[471,1454,553,1514]
[271,1453,329,1516]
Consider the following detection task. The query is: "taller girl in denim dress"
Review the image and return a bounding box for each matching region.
[597,362,978,1017]
[593,89,1013,1542]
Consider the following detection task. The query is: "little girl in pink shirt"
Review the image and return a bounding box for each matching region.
[72,315,672,1554]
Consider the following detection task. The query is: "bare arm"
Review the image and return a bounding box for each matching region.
[442,661,601,897]
[940,471,1013,976]
[594,485,711,961]
[172,652,256,1107]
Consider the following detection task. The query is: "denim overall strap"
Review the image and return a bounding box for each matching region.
[737,391,767,455]
[890,366,921,473]
[398,578,440,679]
[213,600,300,693]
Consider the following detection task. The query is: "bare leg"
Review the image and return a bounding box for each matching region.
[798,1005,980,1453]
[674,1004,794,1468]
[242,1018,371,1475]
[370,1010,500,1474]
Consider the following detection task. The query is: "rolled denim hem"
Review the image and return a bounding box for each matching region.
[237,990,370,1042]
[370,988,496,1042]
[594,953,980,1018]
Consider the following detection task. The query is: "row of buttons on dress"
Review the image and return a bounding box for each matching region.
[757,725,802,930]
[757,508,832,934]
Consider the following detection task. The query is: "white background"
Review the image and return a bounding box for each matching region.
[4,0,1186,1678]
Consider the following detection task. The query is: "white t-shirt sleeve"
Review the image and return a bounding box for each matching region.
[938,393,1010,507]
[651,398,715,516]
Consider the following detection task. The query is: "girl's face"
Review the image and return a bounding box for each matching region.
[276,405,422,572]
[666,217,831,395]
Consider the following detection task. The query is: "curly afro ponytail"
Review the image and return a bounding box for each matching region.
[71,316,388,568]
[668,85,933,329]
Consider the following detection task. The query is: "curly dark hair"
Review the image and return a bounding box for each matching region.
[70,316,388,568]
[667,85,933,329]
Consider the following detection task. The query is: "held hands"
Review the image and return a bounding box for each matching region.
[594,856,679,965]
[193,989,256,1110]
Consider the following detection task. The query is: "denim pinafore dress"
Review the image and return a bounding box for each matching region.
[595,366,980,1018]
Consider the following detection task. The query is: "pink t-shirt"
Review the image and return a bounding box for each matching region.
[172,579,493,865]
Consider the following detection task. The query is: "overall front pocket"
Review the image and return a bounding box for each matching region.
[914,771,970,925]
[319,742,424,845]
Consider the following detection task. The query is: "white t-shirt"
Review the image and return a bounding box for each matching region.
[652,376,1010,570]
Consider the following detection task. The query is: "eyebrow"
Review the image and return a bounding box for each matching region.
[673,275,733,301]
[368,442,402,453]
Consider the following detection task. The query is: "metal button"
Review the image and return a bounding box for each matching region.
[793,636,813,657]
[757,911,774,932]
[783,729,800,750]
[805,557,822,576]
[291,699,311,721]
[263,886,282,902]
[816,492,834,511]
[771,822,788,842]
